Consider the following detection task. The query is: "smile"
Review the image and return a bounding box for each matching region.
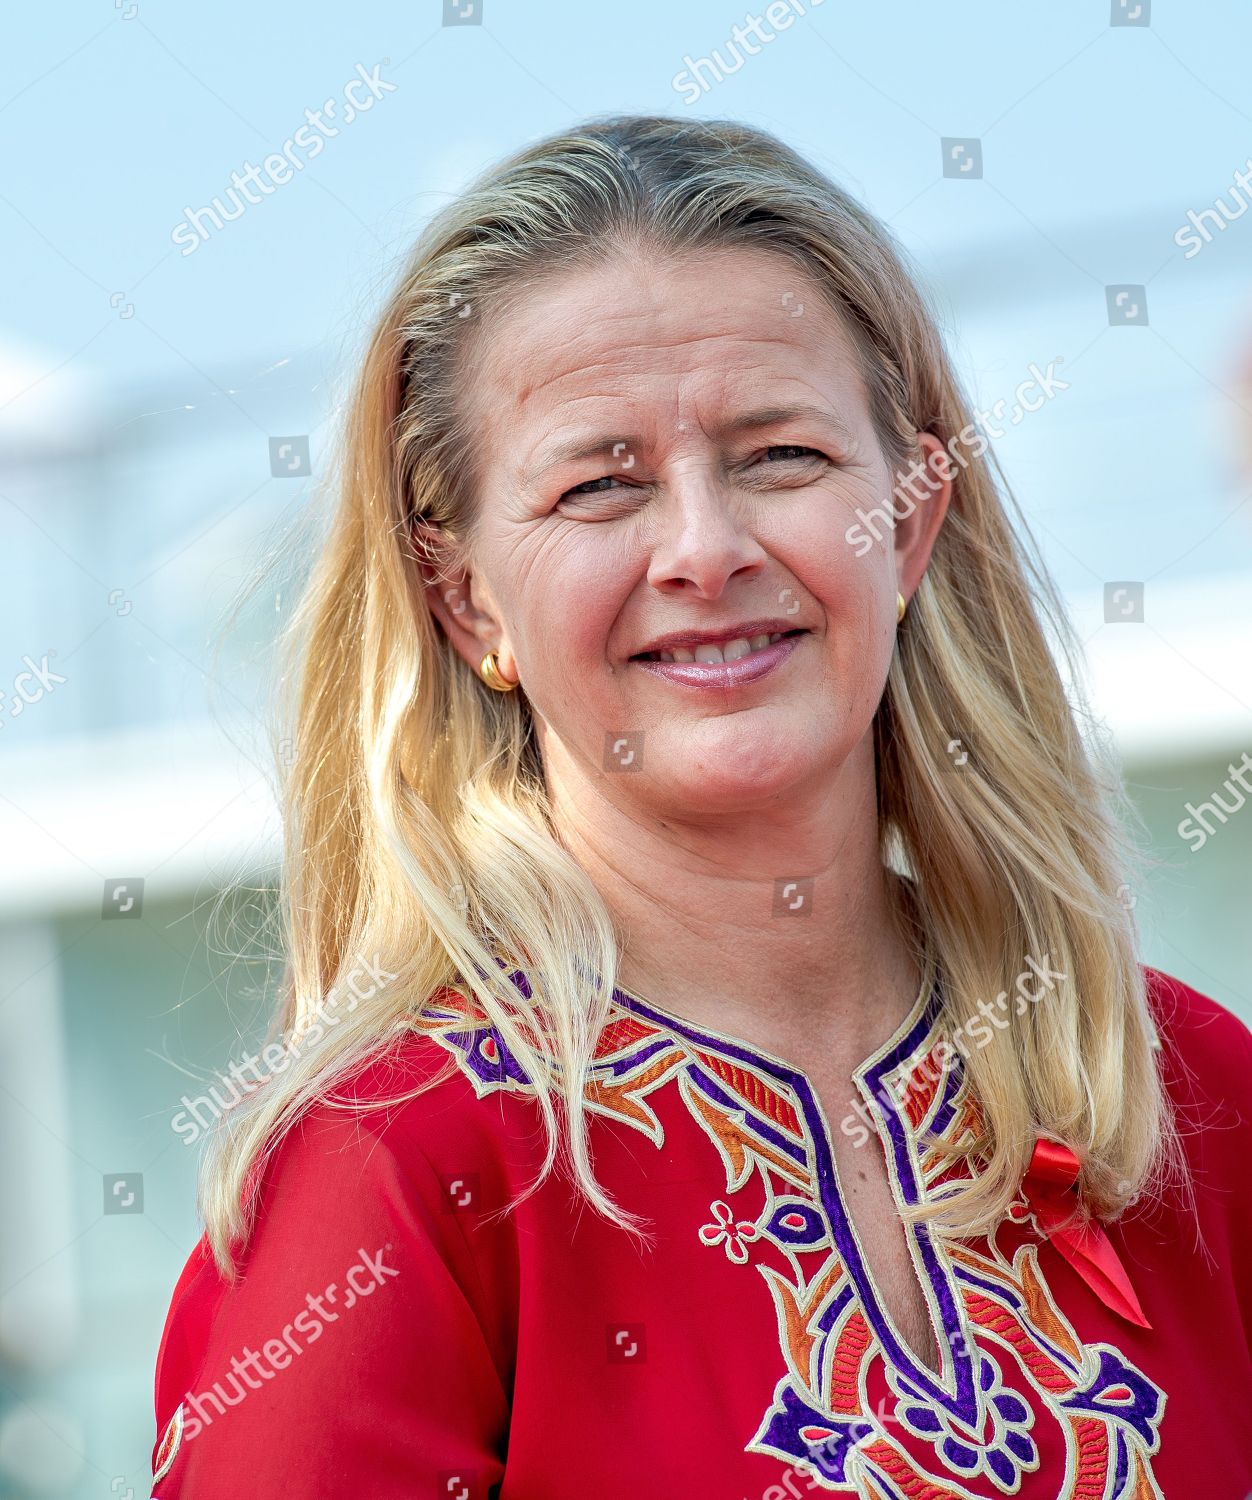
[629,629,807,689]
[635,630,800,664]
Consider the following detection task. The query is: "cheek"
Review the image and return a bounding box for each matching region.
[775,516,897,712]
[502,526,636,685]
[778,493,888,623]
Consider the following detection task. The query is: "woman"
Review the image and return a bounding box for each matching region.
[150,115,1252,1497]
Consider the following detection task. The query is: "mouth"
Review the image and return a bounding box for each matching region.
[631,628,807,664]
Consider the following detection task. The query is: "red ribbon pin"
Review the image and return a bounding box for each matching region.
[1013,1138,1151,1330]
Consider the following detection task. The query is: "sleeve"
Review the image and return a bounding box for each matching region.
[150,1099,512,1498]
[1145,964,1252,1342]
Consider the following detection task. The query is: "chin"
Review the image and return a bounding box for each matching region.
[644,726,833,813]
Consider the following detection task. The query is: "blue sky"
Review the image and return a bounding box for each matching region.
[4,0,1252,736]
[5,0,1252,382]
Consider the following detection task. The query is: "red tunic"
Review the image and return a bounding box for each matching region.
[150,965,1252,1497]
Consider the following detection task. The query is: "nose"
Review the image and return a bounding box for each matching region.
[645,472,768,598]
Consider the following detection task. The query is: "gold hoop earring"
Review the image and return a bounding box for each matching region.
[479,651,518,693]
[897,592,908,624]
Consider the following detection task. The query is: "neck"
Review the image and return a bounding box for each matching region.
[545,734,923,1069]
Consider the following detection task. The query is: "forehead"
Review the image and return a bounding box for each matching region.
[463,246,870,442]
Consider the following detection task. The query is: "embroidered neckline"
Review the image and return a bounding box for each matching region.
[609,970,972,1400]
[424,967,1167,1497]
[607,960,938,1098]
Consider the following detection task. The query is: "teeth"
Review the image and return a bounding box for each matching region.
[646,630,791,663]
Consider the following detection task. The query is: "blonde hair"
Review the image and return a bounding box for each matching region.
[201,114,1172,1272]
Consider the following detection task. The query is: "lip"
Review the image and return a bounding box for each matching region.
[631,618,808,657]
[631,631,804,689]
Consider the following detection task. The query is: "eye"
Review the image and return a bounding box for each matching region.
[556,446,829,507]
[560,474,628,500]
[761,444,825,463]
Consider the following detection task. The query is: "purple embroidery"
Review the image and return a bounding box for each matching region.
[1062,1347,1163,1444]
[767,1200,827,1247]
[443,1024,530,1088]
[897,1349,1039,1484]
[756,1382,872,1485]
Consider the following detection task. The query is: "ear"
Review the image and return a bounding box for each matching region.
[411,520,518,683]
[891,432,953,606]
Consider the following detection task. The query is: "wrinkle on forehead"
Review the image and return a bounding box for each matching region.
[485,259,857,396]
[514,334,814,414]
[457,246,877,512]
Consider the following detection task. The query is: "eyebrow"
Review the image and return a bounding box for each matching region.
[523,403,857,483]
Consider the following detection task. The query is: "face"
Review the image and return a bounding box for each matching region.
[423,245,950,818]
